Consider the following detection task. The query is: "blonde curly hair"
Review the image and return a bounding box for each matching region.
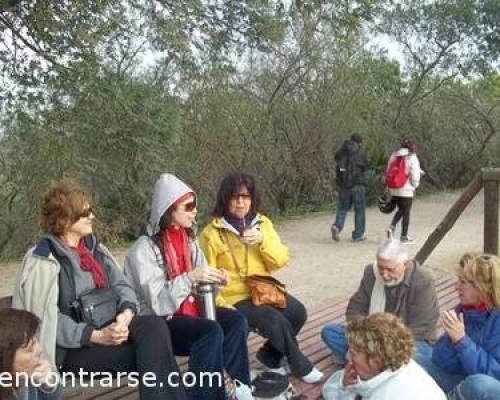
[458,253,500,307]
[346,313,415,371]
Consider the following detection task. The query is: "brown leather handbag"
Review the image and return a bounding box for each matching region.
[246,275,287,309]
[222,230,288,309]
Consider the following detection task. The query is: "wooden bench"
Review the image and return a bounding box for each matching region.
[0,274,459,399]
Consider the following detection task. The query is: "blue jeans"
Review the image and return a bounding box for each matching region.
[334,185,366,240]
[415,355,500,400]
[322,323,432,363]
[167,307,250,400]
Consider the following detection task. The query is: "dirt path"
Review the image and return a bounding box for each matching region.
[0,190,486,305]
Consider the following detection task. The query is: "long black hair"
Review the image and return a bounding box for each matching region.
[212,172,261,217]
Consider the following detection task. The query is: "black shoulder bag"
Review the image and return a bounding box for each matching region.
[71,286,119,329]
[68,242,120,329]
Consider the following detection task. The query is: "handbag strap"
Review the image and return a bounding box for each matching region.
[220,229,247,281]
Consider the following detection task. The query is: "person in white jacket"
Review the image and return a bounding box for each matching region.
[386,137,421,243]
[322,313,446,400]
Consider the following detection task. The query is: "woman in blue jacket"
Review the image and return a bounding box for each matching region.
[416,253,500,400]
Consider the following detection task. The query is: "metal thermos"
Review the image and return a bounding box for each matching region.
[197,283,217,321]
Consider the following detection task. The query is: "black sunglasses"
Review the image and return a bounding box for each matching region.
[77,206,94,220]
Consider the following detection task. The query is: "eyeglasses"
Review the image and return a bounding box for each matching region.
[78,207,94,219]
[182,201,197,212]
[230,193,252,201]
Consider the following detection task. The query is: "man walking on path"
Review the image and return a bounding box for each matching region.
[331,133,369,242]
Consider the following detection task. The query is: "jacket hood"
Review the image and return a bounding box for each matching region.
[343,139,359,155]
[394,148,410,157]
[147,174,196,236]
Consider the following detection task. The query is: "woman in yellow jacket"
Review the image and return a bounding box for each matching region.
[199,172,323,384]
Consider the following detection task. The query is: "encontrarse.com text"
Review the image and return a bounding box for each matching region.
[0,370,223,389]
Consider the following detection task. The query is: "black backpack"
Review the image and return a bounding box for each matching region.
[335,153,357,189]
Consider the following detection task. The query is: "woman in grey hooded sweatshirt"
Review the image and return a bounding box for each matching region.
[125,174,252,400]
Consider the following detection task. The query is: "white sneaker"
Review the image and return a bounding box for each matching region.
[233,380,254,400]
[301,367,323,383]
[400,235,415,244]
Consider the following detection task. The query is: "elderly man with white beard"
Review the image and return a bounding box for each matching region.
[321,237,439,364]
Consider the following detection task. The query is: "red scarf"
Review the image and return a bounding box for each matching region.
[160,227,200,317]
[460,302,490,313]
[71,238,106,288]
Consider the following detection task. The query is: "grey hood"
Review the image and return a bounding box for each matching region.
[147,173,196,236]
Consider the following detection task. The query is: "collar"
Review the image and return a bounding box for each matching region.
[213,214,262,234]
[342,364,407,396]
[461,303,490,313]
[401,260,416,287]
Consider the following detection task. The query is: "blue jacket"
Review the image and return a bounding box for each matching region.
[432,308,500,378]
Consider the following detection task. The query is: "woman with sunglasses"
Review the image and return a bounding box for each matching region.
[12,179,186,400]
[0,308,62,400]
[416,253,500,400]
[124,173,252,400]
[199,172,323,383]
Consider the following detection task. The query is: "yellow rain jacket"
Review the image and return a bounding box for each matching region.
[199,214,289,306]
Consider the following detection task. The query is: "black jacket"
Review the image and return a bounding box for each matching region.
[334,139,369,188]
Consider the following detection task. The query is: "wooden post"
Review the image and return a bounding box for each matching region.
[484,179,499,254]
[416,173,483,264]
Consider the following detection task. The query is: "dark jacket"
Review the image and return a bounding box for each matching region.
[346,260,439,342]
[334,139,368,188]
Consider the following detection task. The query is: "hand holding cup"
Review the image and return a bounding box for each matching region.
[240,226,263,246]
[190,267,227,284]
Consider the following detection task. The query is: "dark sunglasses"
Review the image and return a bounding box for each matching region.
[77,207,94,219]
[182,201,197,212]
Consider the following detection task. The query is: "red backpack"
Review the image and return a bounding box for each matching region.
[385,156,408,189]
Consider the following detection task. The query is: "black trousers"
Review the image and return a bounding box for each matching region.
[235,294,312,377]
[62,315,187,400]
[391,196,413,237]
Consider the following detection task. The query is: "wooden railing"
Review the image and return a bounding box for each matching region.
[416,168,500,264]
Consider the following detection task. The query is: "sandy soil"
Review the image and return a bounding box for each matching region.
[0,190,486,306]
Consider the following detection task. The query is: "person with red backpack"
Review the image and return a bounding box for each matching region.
[385,136,422,243]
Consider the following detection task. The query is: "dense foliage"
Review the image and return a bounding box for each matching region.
[0,0,499,256]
